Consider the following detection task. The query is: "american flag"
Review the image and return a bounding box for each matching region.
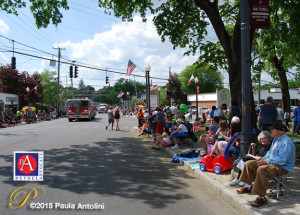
[150,85,158,91]
[34,84,38,94]
[117,91,124,98]
[126,59,136,76]
[188,74,194,86]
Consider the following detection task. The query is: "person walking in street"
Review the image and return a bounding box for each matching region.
[114,106,120,131]
[259,96,278,131]
[236,122,295,208]
[106,106,114,130]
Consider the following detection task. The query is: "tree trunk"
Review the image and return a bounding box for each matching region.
[269,56,291,113]
[195,0,257,127]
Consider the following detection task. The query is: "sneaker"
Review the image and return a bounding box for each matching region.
[229,178,240,186]
[172,144,179,149]
[237,186,252,194]
[239,181,246,187]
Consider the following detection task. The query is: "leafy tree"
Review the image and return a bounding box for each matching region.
[40,69,58,107]
[179,63,223,94]
[1,0,69,28]
[84,85,95,91]
[254,1,300,113]
[158,87,169,107]
[0,65,43,107]
[78,79,86,91]
[166,73,182,104]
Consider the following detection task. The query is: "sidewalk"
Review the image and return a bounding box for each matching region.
[159,138,300,215]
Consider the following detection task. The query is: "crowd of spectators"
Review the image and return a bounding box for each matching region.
[0,106,66,128]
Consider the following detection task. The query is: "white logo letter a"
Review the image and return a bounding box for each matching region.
[20,155,34,171]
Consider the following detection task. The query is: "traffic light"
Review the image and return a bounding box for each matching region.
[74,66,78,78]
[69,66,73,78]
[106,76,109,84]
[11,57,16,69]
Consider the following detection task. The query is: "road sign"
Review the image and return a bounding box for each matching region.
[250,0,270,29]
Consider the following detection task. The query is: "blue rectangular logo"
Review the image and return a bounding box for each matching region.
[14,151,44,181]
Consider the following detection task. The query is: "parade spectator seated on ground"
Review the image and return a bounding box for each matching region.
[138,119,150,136]
[137,108,144,128]
[210,116,241,156]
[200,117,220,155]
[259,96,278,131]
[170,118,189,149]
[237,122,295,208]
[151,127,172,150]
[229,130,273,187]
[193,119,202,136]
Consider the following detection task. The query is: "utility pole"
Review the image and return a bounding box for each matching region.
[54,47,65,118]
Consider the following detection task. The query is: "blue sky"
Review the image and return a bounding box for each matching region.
[0,0,274,90]
[0,0,203,90]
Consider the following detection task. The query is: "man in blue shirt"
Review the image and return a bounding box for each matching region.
[237,122,295,208]
[259,96,278,131]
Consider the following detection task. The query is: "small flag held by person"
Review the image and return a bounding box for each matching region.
[117,91,124,98]
[127,60,136,76]
[188,75,194,86]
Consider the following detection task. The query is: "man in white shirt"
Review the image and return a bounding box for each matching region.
[170,103,179,118]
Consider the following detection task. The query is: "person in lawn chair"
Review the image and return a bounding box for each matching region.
[237,122,295,208]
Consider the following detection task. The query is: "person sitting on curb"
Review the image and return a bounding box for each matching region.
[236,122,295,208]
[170,118,189,149]
[200,117,220,156]
[151,127,172,150]
[229,130,272,187]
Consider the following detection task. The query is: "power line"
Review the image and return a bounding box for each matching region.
[5,49,169,81]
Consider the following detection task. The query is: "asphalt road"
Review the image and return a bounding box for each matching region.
[0,114,242,215]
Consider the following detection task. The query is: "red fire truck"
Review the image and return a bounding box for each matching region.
[66,99,97,122]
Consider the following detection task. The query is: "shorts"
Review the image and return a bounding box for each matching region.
[162,141,171,147]
[172,132,189,139]
[108,118,114,123]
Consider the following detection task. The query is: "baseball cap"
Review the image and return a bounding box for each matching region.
[269,122,288,132]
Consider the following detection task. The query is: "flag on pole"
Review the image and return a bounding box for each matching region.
[127,59,136,76]
[188,75,194,86]
[150,85,158,91]
[34,84,38,94]
[117,91,124,98]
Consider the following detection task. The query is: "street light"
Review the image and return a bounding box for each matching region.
[145,63,151,113]
[127,91,130,107]
[26,87,30,105]
[194,77,199,119]
[158,87,161,107]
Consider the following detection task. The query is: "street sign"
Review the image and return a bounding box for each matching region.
[250,0,270,29]
[197,86,199,94]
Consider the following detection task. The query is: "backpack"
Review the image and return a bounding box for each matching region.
[185,122,198,142]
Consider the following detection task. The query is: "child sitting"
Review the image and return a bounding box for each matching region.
[151,127,172,150]
[138,120,148,136]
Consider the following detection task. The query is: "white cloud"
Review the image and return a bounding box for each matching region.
[0,19,10,34]
[59,15,200,89]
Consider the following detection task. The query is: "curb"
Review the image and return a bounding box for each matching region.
[164,147,264,215]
